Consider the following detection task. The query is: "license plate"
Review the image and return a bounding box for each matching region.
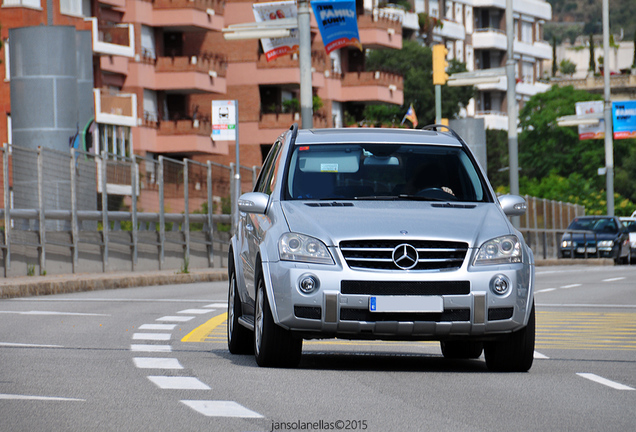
[369,296,443,313]
[576,247,596,253]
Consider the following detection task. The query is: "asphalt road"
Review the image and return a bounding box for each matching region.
[0,265,634,431]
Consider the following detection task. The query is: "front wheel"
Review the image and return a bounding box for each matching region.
[227,267,253,354]
[254,276,302,368]
[484,302,535,372]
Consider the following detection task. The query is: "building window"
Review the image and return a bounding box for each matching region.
[3,38,9,82]
[522,61,534,83]
[60,0,84,17]
[521,21,533,43]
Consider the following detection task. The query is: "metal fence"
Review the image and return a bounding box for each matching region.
[0,143,259,277]
[518,195,586,260]
[0,143,587,277]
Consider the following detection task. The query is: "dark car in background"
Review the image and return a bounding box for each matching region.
[619,217,636,264]
[559,216,630,264]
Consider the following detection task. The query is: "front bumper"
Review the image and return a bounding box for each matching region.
[262,256,533,341]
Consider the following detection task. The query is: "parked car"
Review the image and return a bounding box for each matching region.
[228,124,536,372]
[559,216,630,264]
[619,217,636,264]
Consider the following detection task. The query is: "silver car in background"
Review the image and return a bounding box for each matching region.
[228,124,535,372]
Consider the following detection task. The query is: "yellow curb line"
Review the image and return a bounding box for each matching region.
[182,312,228,343]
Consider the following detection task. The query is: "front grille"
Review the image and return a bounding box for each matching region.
[294,306,322,320]
[341,280,470,296]
[488,307,514,321]
[340,308,470,322]
[340,240,468,271]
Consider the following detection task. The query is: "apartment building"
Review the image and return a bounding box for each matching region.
[1,0,403,182]
[414,0,552,130]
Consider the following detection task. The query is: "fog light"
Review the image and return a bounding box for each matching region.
[491,274,511,295]
[299,274,319,294]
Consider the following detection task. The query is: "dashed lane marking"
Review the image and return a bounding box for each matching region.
[130,344,172,353]
[147,376,211,390]
[139,324,177,331]
[157,316,195,322]
[577,373,635,391]
[133,357,183,369]
[181,400,263,418]
[0,342,63,348]
[178,309,215,315]
[0,311,109,316]
[132,333,171,341]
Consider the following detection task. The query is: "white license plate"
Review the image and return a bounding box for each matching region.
[369,296,443,313]
[576,247,596,253]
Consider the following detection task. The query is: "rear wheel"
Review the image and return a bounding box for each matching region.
[440,341,483,359]
[227,267,253,354]
[484,302,535,372]
[254,276,302,368]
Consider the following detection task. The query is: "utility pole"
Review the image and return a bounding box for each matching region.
[602,0,614,216]
[298,0,313,129]
[506,0,520,226]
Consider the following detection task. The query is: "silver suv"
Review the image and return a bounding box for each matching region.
[228,124,535,372]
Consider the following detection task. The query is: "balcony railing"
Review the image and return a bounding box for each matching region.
[151,0,224,15]
[94,89,137,127]
[2,0,41,6]
[259,112,329,129]
[358,11,402,33]
[158,118,212,136]
[155,54,227,78]
[341,71,403,90]
[257,50,327,72]
[87,17,135,58]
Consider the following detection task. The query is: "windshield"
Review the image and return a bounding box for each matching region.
[285,143,489,202]
[568,217,618,234]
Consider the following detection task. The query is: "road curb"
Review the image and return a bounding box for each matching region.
[0,269,228,299]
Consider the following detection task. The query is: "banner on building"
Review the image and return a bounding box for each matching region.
[576,101,605,140]
[311,0,362,54]
[612,100,636,140]
[212,100,237,141]
[253,1,299,62]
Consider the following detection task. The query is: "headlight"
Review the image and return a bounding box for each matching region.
[279,233,334,264]
[597,240,614,248]
[561,240,572,248]
[474,235,522,265]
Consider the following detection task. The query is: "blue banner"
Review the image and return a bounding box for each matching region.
[311,0,362,54]
[612,100,636,140]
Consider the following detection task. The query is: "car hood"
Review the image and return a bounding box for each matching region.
[279,201,513,248]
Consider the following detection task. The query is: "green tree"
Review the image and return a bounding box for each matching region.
[588,33,596,73]
[559,59,577,76]
[365,41,473,126]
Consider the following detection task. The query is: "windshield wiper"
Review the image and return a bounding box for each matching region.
[351,195,449,202]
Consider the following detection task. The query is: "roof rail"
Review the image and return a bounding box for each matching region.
[421,123,462,141]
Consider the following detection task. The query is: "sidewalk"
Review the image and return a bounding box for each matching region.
[0,259,615,299]
[0,268,228,299]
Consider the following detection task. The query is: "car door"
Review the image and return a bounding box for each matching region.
[238,139,283,308]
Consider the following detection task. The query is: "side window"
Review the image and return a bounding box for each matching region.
[254,139,281,193]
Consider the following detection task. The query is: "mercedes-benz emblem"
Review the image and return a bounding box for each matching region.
[392,243,419,270]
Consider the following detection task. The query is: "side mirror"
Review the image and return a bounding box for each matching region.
[499,195,527,217]
[238,192,269,214]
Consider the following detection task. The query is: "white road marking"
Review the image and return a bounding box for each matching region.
[177,309,214,315]
[537,303,636,309]
[0,342,63,348]
[0,311,109,316]
[0,394,85,401]
[533,351,549,359]
[181,400,263,418]
[130,344,172,353]
[157,316,195,322]
[536,288,556,293]
[132,333,171,341]
[576,373,634,391]
[204,303,228,309]
[133,357,183,369]
[147,376,211,390]
[560,284,582,289]
[139,324,177,331]
[602,277,625,282]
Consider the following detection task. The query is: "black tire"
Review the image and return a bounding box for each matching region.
[484,302,535,372]
[254,276,302,368]
[227,266,253,354]
[440,340,483,359]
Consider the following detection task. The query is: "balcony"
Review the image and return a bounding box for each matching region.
[87,17,135,58]
[357,11,402,50]
[151,0,224,32]
[258,112,329,130]
[94,89,137,127]
[472,28,507,51]
[340,71,404,104]
[154,55,227,94]
[433,19,466,41]
[514,40,552,60]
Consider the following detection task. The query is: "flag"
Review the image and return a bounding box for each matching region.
[401,104,418,128]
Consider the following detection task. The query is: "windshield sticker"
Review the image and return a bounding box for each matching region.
[321,163,338,172]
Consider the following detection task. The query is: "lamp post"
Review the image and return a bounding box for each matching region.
[602,0,614,216]
[506,0,519,228]
[298,0,313,129]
